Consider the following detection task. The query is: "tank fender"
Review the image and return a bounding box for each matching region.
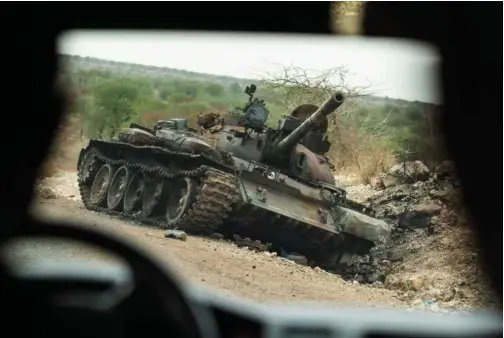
[334,206,392,244]
[294,144,335,184]
[234,173,341,234]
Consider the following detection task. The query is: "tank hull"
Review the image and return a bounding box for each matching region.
[77,139,390,269]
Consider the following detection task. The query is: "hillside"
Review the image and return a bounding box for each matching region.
[356,94,439,113]
[60,53,439,111]
[57,53,445,181]
[60,54,256,89]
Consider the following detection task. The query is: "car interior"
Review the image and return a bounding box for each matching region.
[0,2,501,338]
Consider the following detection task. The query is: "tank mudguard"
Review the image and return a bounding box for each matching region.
[333,206,392,244]
[234,170,391,244]
[235,170,340,234]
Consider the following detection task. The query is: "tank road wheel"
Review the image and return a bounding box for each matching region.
[123,171,146,214]
[141,177,166,218]
[106,165,131,211]
[165,177,198,228]
[89,164,115,207]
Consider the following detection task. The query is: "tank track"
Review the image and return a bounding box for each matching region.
[78,147,239,234]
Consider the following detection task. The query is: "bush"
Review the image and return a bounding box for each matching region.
[205,83,224,97]
[328,121,396,183]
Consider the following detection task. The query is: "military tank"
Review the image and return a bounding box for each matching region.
[77,84,391,269]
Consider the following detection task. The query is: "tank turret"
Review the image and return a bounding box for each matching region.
[275,91,344,153]
[255,91,344,181]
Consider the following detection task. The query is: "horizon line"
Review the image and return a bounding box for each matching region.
[60,52,440,106]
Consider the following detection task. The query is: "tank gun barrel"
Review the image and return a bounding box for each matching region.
[276,91,345,153]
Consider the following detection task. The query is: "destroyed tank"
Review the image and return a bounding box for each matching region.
[77,84,391,269]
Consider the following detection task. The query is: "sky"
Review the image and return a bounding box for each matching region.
[59,30,442,104]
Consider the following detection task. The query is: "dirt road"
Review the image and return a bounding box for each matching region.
[24,196,407,309]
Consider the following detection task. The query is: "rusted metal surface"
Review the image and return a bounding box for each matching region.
[294,144,335,184]
[237,176,339,233]
[334,206,392,244]
[276,91,344,153]
[289,103,329,133]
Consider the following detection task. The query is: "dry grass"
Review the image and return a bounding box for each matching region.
[327,123,396,184]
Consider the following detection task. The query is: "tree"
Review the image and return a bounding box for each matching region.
[72,95,95,137]
[261,65,374,129]
[181,83,198,98]
[87,78,144,138]
[170,93,194,104]
[229,82,242,94]
[261,65,371,119]
[159,88,170,101]
[205,83,224,97]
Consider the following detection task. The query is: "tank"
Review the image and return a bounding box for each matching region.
[76,84,391,269]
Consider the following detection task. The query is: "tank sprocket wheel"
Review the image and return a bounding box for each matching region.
[123,171,146,214]
[107,165,131,211]
[165,177,198,228]
[89,164,116,207]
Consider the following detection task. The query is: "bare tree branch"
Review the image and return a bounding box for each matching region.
[260,64,397,183]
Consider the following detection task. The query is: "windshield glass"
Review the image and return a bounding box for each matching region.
[17,24,497,313]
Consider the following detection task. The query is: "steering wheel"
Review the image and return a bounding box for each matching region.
[0,218,218,338]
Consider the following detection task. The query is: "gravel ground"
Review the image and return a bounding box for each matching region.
[22,170,496,313]
[21,197,409,309]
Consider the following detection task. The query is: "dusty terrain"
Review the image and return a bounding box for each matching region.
[28,194,404,308]
[28,168,497,312]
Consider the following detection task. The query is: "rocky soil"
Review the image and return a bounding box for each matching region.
[336,161,498,310]
[28,196,406,309]
[31,159,498,312]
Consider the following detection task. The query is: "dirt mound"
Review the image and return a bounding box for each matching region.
[340,165,497,310]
